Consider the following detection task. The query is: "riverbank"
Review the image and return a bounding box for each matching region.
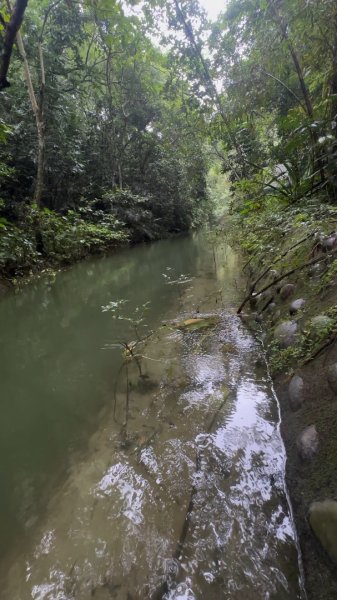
[234,199,337,598]
[0,201,197,295]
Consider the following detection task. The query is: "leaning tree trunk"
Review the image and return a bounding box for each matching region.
[0,0,28,89]
[331,6,337,124]
[268,0,325,186]
[15,29,45,206]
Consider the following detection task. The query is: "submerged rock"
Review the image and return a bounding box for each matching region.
[289,298,306,315]
[327,363,337,395]
[174,315,220,332]
[279,283,296,301]
[274,320,298,348]
[309,500,337,565]
[296,425,319,460]
[288,375,304,411]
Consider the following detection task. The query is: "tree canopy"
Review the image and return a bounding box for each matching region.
[0,0,337,277]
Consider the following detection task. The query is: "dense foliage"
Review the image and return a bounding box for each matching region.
[0,0,211,278]
[1,0,337,279]
[207,0,337,214]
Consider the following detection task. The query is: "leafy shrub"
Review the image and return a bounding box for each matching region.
[0,203,128,277]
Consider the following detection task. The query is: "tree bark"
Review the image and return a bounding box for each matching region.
[267,0,326,184]
[331,6,337,123]
[0,0,28,90]
[15,28,45,205]
[267,0,314,118]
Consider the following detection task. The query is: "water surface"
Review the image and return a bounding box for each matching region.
[0,232,302,598]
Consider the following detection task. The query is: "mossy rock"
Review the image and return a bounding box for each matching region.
[308,315,333,339]
[274,320,298,348]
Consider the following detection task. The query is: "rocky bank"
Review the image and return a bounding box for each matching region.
[237,208,337,599]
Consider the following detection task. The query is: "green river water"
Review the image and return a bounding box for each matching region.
[0,232,304,599]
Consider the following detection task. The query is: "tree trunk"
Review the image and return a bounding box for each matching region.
[267,0,314,118]
[0,0,28,89]
[267,0,325,184]
[15,29,45,205]
[331,7,337,123]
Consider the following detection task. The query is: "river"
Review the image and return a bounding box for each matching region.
[0,231,303,599]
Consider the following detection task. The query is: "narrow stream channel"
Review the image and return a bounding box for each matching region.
[0,232,303,599]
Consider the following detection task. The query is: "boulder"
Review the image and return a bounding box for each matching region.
[279,283,296,301]
[288,375,304,411]
[321,236,337,251]
[309,500,337,565]
[296,425,319,460]
[274,320,298,348]
[309,315,333,338]
[327,363,337,395]
[289,298,306,315]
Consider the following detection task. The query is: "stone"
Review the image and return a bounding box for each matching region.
[309,315,333,338]
[296,425,319,460]
[288,375,304,411]
[327,363,337,395]
[289,298,306,315]
[308,262,325,278]
[309,500,337,565]
[265,302,276,314]
[274,320,298,348]
[321,236,337,251]
[279,283,296,301]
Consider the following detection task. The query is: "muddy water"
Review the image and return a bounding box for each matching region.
[0,233,303,599]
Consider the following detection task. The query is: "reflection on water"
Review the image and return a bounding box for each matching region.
[0,233,303,598]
